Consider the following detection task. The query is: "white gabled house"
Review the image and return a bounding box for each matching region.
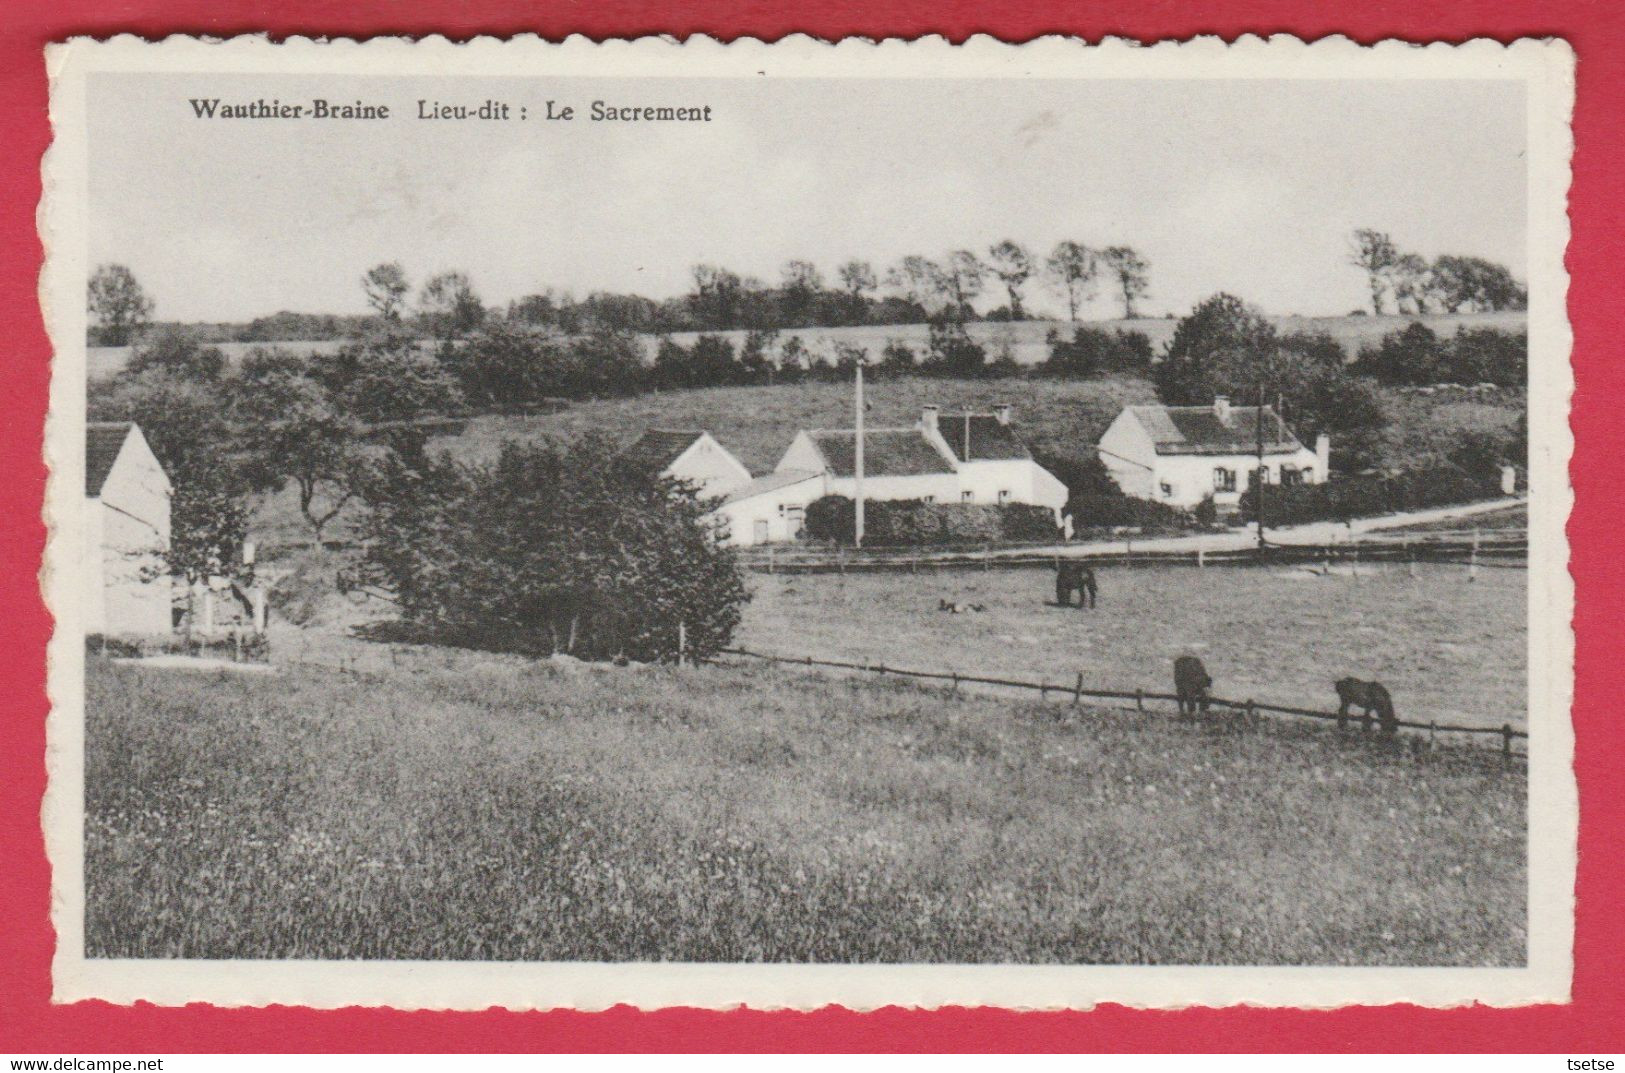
[85,421,173,635]
[1097,396,1328,512]
[618,429,754,501]
[712,469,826,546]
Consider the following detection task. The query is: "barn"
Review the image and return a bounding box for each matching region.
[85,421,172,635]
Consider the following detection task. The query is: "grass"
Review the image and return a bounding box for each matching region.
[85,649,1525,965]
[738,562,1527,732]
[1385,504,1527,533]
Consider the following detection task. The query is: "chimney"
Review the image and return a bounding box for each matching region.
[920,404,940,430]
[1213,395,1232,423]
[993,403,1013,426]
[1315,432,1331,478]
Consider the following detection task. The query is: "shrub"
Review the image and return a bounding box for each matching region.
[1039,327,1153,378]
[362,437,748,662]
[803,496,1060,547]
[1238,464,1501,527]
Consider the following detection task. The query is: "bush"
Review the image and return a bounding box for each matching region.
[86,631,270,663]
[1238,464,1502,527]
[1039,326,1153,377]
[1065,493,1193,531]
[803,496,1060,547]
[362,437,748,662]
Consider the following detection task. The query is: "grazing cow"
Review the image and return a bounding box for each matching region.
[1173,655,1212,718]
[1335,677,1399,735]
[1055,562,1097,609]
[938,599,985,614]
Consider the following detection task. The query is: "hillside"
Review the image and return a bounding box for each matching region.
[438,374,1159,474]
[85,310,1527,381]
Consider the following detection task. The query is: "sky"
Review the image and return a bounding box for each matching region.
[86,73,1528,323]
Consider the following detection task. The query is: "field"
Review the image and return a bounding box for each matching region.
[84,310,1527,382]
[85,649,1525,965]
[738,562,1527,732]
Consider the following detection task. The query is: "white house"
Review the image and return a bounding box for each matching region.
[85,421,172,635]
[711,469,826,546]
[618,429,753,501]
[1097,396,1328,512]
[922,404,1069,512]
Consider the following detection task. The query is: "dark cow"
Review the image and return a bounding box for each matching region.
[1173,655,1212,718]
[1055,562,1097,609]
[1335,677,1399,735]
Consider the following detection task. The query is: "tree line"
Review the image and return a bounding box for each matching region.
[1347,229,1527,315]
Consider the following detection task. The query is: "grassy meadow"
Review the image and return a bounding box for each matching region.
[85,650,1525,965]
[738,562,1527,732]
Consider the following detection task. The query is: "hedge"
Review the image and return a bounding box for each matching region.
[1238,465,1502,527]
[804,496,1059,546]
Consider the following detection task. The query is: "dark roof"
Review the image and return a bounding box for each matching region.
[618,429,705,474]
[809,429,956,478]
[1131,405,1304,456]
[932,414,1031,462]
[86,422,132,497]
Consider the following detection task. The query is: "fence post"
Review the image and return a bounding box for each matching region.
[1073,672,1083,706]
[951,671,960,696]
[984,544,992,572]
[1351,545,1360,581]
[1501,723,1513,760]
[1470,528,1481,582]
[768,545,775,574]
[1040,681,1049,699]
[1197,547,1205,569]
[1245,699,1256,727]
[1126,538,1133,568]
[877,662,887,675]
[1407,543,1417,579]
[1429,720,1437,750]
[677,621,686,668]
[1134,688,1144,712]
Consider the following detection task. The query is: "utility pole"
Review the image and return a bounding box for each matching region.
[854,359,865,549]
[1256,379,1267,553]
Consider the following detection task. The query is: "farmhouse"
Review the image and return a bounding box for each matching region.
[1097,396,1328,512]
[85,421,172,635]
[618,429,753,501]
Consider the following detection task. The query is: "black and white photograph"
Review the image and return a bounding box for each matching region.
[42,36,1575,1010]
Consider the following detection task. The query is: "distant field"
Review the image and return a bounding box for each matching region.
[739,561,1526,732]
[85,310,1526,381]
[85,650,1523,964]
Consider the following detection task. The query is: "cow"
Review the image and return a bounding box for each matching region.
[1335,677,1399,735]
[1055,561,1097,609]
[1173,655,1212,718]
[938,599,986,614]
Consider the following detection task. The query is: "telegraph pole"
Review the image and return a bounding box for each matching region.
[854,359,865,549]
[1255,379,1267,553]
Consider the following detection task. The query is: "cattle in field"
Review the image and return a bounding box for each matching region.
[938,599,986,614]
[1055,562,1097,609]
[1335,677,1399,735]
[1173,655,1212,718]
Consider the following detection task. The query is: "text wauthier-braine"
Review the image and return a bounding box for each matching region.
[187,98,714,122]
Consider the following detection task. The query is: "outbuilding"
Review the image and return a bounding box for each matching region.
[85,421,172,635]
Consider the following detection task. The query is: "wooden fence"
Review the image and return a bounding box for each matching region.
[716,645,1528,760]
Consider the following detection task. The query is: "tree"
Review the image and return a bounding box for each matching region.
[886,255,944,310]
[1348,229,1398,314]
[234,350,360,543]
[836,260,878,322]
[937,250,986,319]
[87,264,154,347]
[1387,253,1430,315]
[923,313,986,376]
[1097,246,1150,318]
[338,333,462,424]
[1426,255,1528,312]
[362,262,411,321]
[1045,240,1097,322]
[779,260,824,325]
[123,326,226,382]
[688,263,745,330]
[362,437,749,661]
[986,240,1035,320]
[417,271,485,341]
[1154,293,1280,406]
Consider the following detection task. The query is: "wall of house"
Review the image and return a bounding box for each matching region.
[1097,411,1158,500]
[1150,447,1323,510]
[955,458,1068,511]
[774,434,827,477]
[93,433,173,635]
[713,476,827,546]
[824,472,962,505]
[667,436,752,501]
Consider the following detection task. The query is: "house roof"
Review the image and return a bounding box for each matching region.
[720,469,821,506]
[86,422,132,497]
[618,429,706,475]
[1130,404,1305,456]
[932,413,1031,462]
[806,428,956,478]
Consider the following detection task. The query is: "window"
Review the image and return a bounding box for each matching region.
[1213,467,1236,492]
[785,506,805,537]
[1280,465,1302,487]
[753,520,770,543]
[922,495,935,504]
[1159,482,1173,498]
[962,490,974,502]
[997,489,1011,505]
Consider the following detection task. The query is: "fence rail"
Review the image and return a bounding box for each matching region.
[717,645,1527,758]
[738,536,1527,575]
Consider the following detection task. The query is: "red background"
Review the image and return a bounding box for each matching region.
[1,1,1618,1053]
